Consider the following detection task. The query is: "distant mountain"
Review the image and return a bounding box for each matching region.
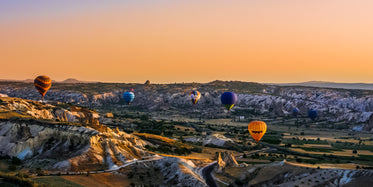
[0,79,35,83]
[0,79,22,82]
[23,79,34,83]
[0,78,96,83]
[61,78,90,83]
[273,81,373,90]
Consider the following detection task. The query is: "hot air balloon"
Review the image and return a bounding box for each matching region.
[123,92,135,105]
[190,90,201,105]
[292,108,300,117]
[248,121,267,143]
[220,92,237,111]
[308,109,318,121]
[34,75,52,100]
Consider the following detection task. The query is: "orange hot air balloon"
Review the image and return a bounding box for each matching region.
[248,121,267,143]
[34,75,52,100]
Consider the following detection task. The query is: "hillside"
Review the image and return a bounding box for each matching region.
[275,81,373,90]
[0,97,209,186]
[1,80,373,132]
[1,84,373,186]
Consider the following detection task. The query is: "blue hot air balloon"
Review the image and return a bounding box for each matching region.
[123,92,135,104]
[292,108,300,117]
[220,92,237,111]
[308,109,318,121]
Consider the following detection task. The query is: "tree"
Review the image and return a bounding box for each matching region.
[8,164,17,171]
[11,156,22,165]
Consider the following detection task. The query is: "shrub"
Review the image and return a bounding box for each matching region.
[16,172,29,178]
[11,157,22,165]
[8,165,17,171]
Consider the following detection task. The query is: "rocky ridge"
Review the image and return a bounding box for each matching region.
[1,81,373,132]
[0,97,210,186]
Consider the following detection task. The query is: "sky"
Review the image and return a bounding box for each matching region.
[1,0,373,83]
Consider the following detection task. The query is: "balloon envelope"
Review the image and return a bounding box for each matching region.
[221,92,237,110]
[189,90,201,105]
[248,121,267,143]
[292,108,300,117]
[123,92,135,104]
[34,75,52,98]
[308,109,318,121]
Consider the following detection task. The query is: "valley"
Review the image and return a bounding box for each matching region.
[1,81,373,186]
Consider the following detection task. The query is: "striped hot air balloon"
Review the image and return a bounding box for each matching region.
[248,121,267,143]
[34,75,52,100]
[220,92,237,111]
[189,90,201,105]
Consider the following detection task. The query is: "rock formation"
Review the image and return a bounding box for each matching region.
[215,151,238,173]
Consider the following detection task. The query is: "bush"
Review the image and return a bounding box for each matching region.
[0,172,35,187]
[16,172,29,178]
[261,136,282,144]
[127,172,134,178]
[191,147,202,153]
[0,155,11,160]
[8,165,17,171]
[11,156,22,165]
[36,168,45,176]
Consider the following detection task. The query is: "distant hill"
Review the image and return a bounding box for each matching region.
[0,78,96,83]
[273,81,373,90]
[60,78,94,83]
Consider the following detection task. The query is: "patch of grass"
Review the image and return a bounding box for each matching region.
[237,161,270,165]
[133,133,178,145]
[135,133,193,155]
[357,155,373,161]
[31,176,83,187]
[297,147,342,153]
[0,172,36,187]
[261,136,282,144]
[283,138,329,145]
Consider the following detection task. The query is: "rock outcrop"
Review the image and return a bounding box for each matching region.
[185,134,234,147]
[0,97,151,171]
[153,157,207,187]
[216,153,226,173]
[215,152,238,173]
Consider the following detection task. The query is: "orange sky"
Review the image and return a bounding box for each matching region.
[1,0,373,83]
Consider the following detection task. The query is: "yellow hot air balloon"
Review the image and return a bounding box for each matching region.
[248,121,267,143]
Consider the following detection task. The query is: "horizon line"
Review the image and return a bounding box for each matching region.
[1,78,373,85]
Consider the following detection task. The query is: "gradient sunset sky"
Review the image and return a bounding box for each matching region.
[1,0,373,83]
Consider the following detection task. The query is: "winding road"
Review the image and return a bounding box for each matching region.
[202,162,218,187]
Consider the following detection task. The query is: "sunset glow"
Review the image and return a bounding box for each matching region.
[1,0,373,83]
